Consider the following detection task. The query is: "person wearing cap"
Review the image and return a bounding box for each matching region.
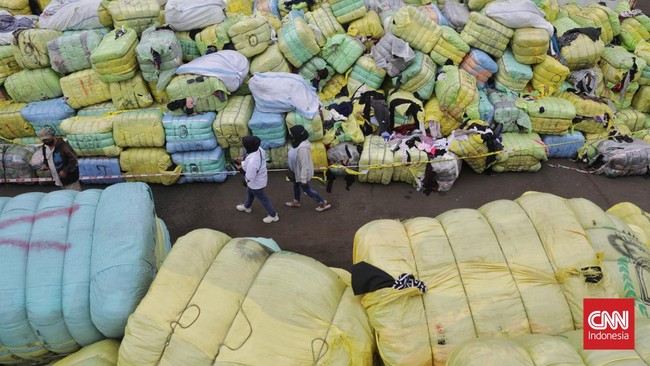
[234,135,279,223]
[286,125,331,212]
[39,129,80,191]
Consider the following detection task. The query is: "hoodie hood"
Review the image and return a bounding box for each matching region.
[242,135,261,154]
[289,125,309,148]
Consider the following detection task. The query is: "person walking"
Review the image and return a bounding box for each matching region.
[285,125,331,211]
[235,135,279,223]
[39,129,81,191]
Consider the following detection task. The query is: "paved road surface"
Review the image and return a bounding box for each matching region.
[2,159,648,271]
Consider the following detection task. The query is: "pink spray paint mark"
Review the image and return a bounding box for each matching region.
[0,239,70,252]
[0,205,80,230]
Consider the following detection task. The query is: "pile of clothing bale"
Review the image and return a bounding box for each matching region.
[0,0,649,189]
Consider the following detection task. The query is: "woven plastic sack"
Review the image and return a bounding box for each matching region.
[60,116,122,157]
[460,12,513,58]
[4,68,62,103]
[435,65,479,121]
[0,101,33,139]
[277,17,320,67]
[460,48,497,89]
[11,28,62,69]
[20,97,75,136]
[389,6,440,53]
[48,29,105,74]
[171,146,228,183]
[52,339,119,366]
[38,0,103,31]
[165,74,229,115]
[249,72,321,119]
[108,0,160,35]
[175,50,249,93]
[0,44,20,84]
[162,111,218,154]
[60,69,111,109]
[111,109,165,148]
[119,147,181,185]
[531,55,570,97]
[227,14,272,58]
[118,229,374,365]
[511,28,549,65]
[213,95,254,149]
[286,111,324,142]
[358,135,394,184]
[541,131,584,158]
[429,25,469,66]
[90,27,139,83]
[491,132,547,173]
[516,97,576,135]
[250,44,291,74]
[78,157,125,184]
[248,107,287,149]
[495,49,533,93]
[165,0,225,32]
[136,25,182,92]
[0,183,169,363]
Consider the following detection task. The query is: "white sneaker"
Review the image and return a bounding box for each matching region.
[236,204,251,213]
[263,214,279,223]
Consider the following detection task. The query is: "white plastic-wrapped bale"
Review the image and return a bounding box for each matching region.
[0,183,170,364]
[119,229,375,365]
[353,192,650,366]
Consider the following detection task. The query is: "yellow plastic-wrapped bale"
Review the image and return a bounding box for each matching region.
[391,145,428,186]
[387,90,425,130]
[11,28,62,69]
[0,0,30,14]
[322,111,365,147]
[148,81,169,104]
[108,0,160,35]
[60,116,122,157]
[166,74,229,115]
[52,340,119,366]
[435,65,480,122]
[250,44,291,74]
[358,135,394,184]
[0,45,20,85]
[537,0,559,22]
[111,109,165,148]
[353,192,645,366]
[448,120,499,173]
[531,55,570,97]
[516,97,576,135]
[90,27,140,83]
[213,95,254,149]
[491,132,547,173]
[389,6,441,54]
[553,16,605,71]
[567,3,620,45]
[601,81,639,111]
[560,91,613,134]
[347,55,386,95]
[424,97,461,137]
[305,3,345,46]
[632,85,650,113]
[635,41,650,86]
[460,12,513,59]
[0,101,33,139]
[311,140,328,171]
[118,229,375,365]
[227,0,252,15]
[97,0,113,27]
[195,15,241,54]
[329,0,366,24]
[607,202,650,245]
[511,28,549,65]
[286,111,324,142]
[318,73,346,101]
[277,17,321,68]
[119,147,181,185]
[4,68,62,103]
[614,108,649,133]
[347,10,384,39]
[599,46,646,90]
[617,4,650,52]
[429,25,469,66]
[227,14,273,58]
[60,69,112,109]
[109,73,153,110]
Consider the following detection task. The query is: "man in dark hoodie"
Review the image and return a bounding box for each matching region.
[235,135,279,223]
[285,125,331,212]
[39,129,80,191]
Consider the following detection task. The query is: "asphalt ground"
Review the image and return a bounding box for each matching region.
[2,158,649,272]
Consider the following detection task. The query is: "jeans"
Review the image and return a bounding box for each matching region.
[245,187,276,216]
[293,182,324,204]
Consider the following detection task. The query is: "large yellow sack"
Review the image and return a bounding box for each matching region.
[90,27,140,83]
[111,109,165,148]
[108,0,160,35]
[491,132,547,173]
[318,73,346,101]
[567,4,620,45]
[435,65,480,121]
[531,55,570,97]
[353,192,646,366]
[425,97,461,137]
[213,95,254,149]
[227,14,273,58]
[11,28,62,69]
[0,0,30,14]
[0,101,33,139]
[516,97,576,135]
[448,121,497,173]
[250,44,291,74]
[119,147,181,185]
[119,229,375,365]
[109,73,153,110]
[52,340,119,366]
[59,116,122,157]
[607,202,650,245]
[347,10,384,39]
[460,12,513,58]
[429,25,470,66]
[60,69,112,109]
[347,55,386,95]
[305,3,345,46]
[511,28,549,65]
[311,140,328,171]
[389,6,440,54]
[0,45,20,85]
[358,134,394,184]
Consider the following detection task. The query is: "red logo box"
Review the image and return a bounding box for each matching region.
[584,298,635,350]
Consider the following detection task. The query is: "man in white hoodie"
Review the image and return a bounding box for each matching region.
[285,125,332,211]
[235,135,279,223]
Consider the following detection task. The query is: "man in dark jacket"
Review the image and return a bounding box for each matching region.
[39,129,80,191]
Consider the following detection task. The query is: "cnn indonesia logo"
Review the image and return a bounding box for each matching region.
[584,298,635,350]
